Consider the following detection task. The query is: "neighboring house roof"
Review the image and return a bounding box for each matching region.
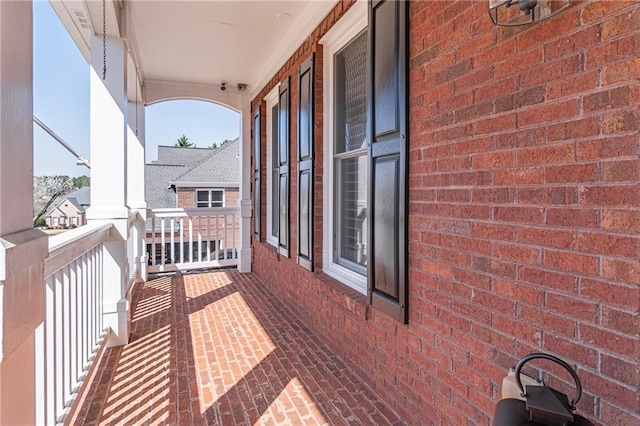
[45,187,90,216]
[49,206,67,217]
[153,145,213,166]
[66,186,91,206]
[172,138,239,187]
[145,139,240,208]
[64,197,84,212]
[145,164,186,209]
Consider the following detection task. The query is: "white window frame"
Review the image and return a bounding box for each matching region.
[264,85,280,247]
[320,0,368,295]
[195,188,225,208]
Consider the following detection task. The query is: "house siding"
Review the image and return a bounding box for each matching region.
[251,1,640,425]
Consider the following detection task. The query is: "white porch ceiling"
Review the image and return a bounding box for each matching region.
[53,0,337,100]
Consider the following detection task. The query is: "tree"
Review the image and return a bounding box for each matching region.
[175,134,194,148]
[209,142,219,149]
[72,175,90,188]
[32,175,74,226]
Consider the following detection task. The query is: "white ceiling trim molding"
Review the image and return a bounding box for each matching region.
[172,182,240,188]
[249,0,337,97]
[145,79,243,112]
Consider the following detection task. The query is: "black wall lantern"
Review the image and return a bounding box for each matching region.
[489,0,571,26]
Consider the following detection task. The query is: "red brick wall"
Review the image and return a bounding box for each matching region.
[251,1,640,425]
[177,187,193,208]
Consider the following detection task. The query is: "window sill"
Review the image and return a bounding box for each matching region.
[316,272,370,321]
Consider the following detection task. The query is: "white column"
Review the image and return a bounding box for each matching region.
[0,2,48,424]
[238,94,252,273]
[87,34,130,347]
[126,63,147,283]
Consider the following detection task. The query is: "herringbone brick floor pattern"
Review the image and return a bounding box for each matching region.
[72,270,402,425]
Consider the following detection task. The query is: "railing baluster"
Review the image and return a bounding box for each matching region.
[98,245,104,333]
[206,215,211,262]
[70,260,78,393]
[151,217,157,267]
[215,214,220,261]
[197,215,202,262]
[160,218,166,268]
[179,217,184,264]
[87,248,93,364]
[63,265,71,407]
[223,214,228,260]
[189,217,193,263]
[232,213,237,259]
[92,247,98,347]
[54,270,64,421]
[170,218,175,264]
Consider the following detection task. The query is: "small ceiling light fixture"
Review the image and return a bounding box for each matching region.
[489,0,571,26]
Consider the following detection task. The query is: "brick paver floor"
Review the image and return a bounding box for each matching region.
[72,270,403,425]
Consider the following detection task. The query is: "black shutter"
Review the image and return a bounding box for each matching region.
[253,106,261,241]
[297,54,314,270]
[278,77,291,257]
[367,0,409,323]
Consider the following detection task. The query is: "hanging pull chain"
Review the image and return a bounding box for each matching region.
[102,0,107,80]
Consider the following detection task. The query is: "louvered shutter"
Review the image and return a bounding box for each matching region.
[278,78,291,257]
[253,106,261,241]
[297,55,314,270]
[367,0,409,323]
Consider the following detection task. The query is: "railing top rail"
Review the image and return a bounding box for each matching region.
[45,222,113,277]
[148,207,240,218]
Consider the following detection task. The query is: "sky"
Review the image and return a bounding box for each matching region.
[33,1,240,177]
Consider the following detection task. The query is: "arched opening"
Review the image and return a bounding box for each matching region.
[145,99,240,163]
[143,98,248,272]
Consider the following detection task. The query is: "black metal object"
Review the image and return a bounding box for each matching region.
[493,353,594,426]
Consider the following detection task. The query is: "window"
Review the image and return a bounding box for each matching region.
[265,86,280,247]
[321,0,368,294]
[334,31,368,275]
[196,189,224,208]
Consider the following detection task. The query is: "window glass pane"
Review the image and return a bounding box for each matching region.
[337,155,368,269]
[271,104,280,239]
[271,169,279,238]
[197,191,209,202]
[335,31,368,154]
[211,190,223,203]
[271,105,279,168]
[299,171,310,257]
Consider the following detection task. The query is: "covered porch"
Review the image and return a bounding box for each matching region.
[1,0,638,424]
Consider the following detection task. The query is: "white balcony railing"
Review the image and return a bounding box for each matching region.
[36,222,113,425]
[147,207,240,273]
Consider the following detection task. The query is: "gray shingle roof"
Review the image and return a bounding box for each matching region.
[45,186,91,215]
[64,197,83,211]
[145,164,185,209]
[153,145,213,166]
[65,186,90,206]
[173,138,239,186]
